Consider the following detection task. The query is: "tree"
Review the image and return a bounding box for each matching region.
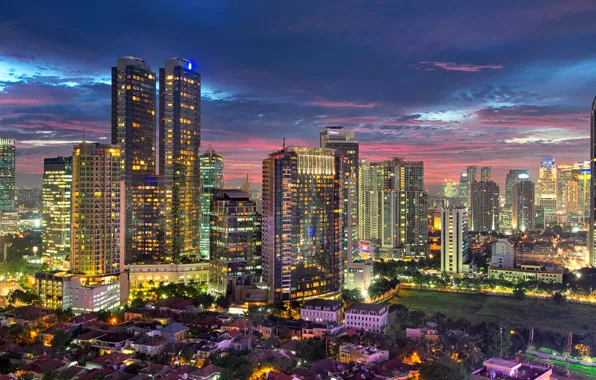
[195,293,215,309]
[298,338,326,364]
[51,330,72,350]
[276,327,291,341]
[8,289,41,306]
[419,357,468,380]
[478,323,512,358]
[513,287,526,300]
[552,292,565,305]
[215,296,230,310]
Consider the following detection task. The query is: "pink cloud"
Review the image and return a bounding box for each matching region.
[416,61,504,72]
[305,97,379,108]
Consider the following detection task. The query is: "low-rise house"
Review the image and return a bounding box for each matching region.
[338,344,390,365]
[301,322,342,340]
[369,358,419,380]
[15,359,65,379]
[344,303,388,334]
[139,364,171,379]
[309,359,354,378]
[124,308,152,322]
[222,318,249,333]
[300,300,343,323]
[129,334,168,356]
[256,320,274,339]
[265,371,293,380]
[7,306,56,327]
[93,332,135,354]
[58,365,88,379]
[87,352,133,371]
[405,326,439,341]
[155,298,196,313]
[163,365,199,380]
[73,330,106,349]
[278,340,303,356]
[276,319,304,340]
[189,364,223,380]
[67,313,98,328]
[470,358,552,380]
[160,322,188,341]
[40,323,69,347]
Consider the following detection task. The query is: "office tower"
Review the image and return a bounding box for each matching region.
[442,179,459,198]
[320,126,359,266]
[70,143,122,276]
[159,57,201,262]
[512,175,535,232]
[577,164,591,222]
[536,158,557,225]
[470,180,499,232]
[42,157,72,259]
[440,206,468,274]
[459,173,468,201]
[466,166,477,207]
[591,97,596,265]
[210,190,261,299]
[128,176,161,264]
[199,147,224,260]
[112,57,157,263]
[262,146,343,303]
[505,170,528,205]
[480,166,491,182]
[0,138,16,211]
[557,164,574,215]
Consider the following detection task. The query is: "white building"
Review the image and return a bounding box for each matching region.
[344,303,388,333]
[491,239,515,268]
[0,210,18,235]
[300,299,343,323]
[339,344,390,365]
[70,275,122,314]
[441,206,468,274]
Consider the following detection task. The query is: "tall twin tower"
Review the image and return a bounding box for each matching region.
[112,56,201,265]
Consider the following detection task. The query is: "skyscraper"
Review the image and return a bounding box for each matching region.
[262,146,343,303]
[159,57,201,262]
[480,166,491,182]
[466,166,477,207]
[505,170,529,206]
[70,143,122,276]
[199,147,224,260]
[42,156,72,259]
[112,57,157,263]
[320,126,359,266]
[442,179,459,199]
[210,190,261,300]
[536,158,557,225]
[0,138,16,211]
[440,206,468,274]
[512,175,535,232]
[470,180,499,232]
[459,173,468,202]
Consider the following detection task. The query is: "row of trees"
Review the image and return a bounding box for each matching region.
[129,281,230,310]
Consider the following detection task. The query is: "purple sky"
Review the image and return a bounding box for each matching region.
[1,1,595,193]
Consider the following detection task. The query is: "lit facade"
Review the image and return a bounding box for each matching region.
[42,157,72,259]
[210,190,261,298]
[442,179,459,198]
[262,146,343,303]
[70,275,122,313]
[344,303,388,333]
[199,147,223,260]
[480,166,491,182]
[591,97,596,265]
[440,206,468,274]
[320,126,359,266]
[470,180,499,232]
[0,138,16,211]
[466,166,476,208]
[159,58,201,263]
[112,57,158,264]
[35,271,73,310]
[126,262,210,290]
[129,176,161,264]
[70,143,122,276]
[512,176,535,232]
[536,158,557,225]
[459,173,468,201]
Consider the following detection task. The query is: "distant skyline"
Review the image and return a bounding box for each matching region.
[1,1,595,192]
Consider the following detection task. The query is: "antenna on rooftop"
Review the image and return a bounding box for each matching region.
[282,135,286,150]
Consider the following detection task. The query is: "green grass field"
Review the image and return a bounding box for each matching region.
[389,289,595,335]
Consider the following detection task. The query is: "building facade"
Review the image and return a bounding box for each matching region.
[440,206,468,274]
[512,177,535,232]
[536,158,557,225]
[300,299,343,323]
[491,238,515,268]
[42,157,72,259]
[209,190,261,299]
[0,138,16,211]
[344,303,388,333]
[470,180,499,232]
[320,126,359,266]
[199,147,224,260]
[262,147,343,303]
[159,57,201,263]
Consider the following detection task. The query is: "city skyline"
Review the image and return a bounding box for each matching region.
[1,2,595,192]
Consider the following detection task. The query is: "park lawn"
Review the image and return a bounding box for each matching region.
[389,289,595,335]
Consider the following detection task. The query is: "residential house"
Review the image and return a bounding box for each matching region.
[86,352,133,370]
[160,322,188,341]
[128,334,168,356]
[338,344,390,365]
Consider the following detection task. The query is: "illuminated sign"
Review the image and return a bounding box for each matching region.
[188,62,193,70]
[518,173,529,179]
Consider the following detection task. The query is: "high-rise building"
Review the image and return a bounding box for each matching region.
[576,163,590,222]
[557,164,574,215]
[470,180,499,232]
[128,176,161,264]
[480,166,491,182]
[505,170,528,206]
[320,126,359,266]
[512,175,535,232]
[42,157,72,259]
[70,143,122,276]
[210,190,261,299]
[466,166,477,207]
[199,147,224,260]
[440,206,468,274]
[262,146,343,303]
[459,173,468,202]
[159,57,201,263]
[0,138,16,211]
[442,179,459,199]
[536,158,557,225]
[357,158,428,257]
[112,57,158,264]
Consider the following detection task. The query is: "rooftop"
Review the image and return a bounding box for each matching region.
[302,299,342,310]
[346,303,387,313]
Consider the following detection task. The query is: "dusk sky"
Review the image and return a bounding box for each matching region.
[1,1,595,193]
